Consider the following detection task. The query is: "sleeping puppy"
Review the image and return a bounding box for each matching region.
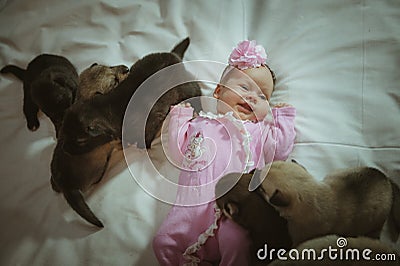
[52,37,201,227]
[216,171,292,264]
[268,234,400,265]
[256,161,399,246]
[1,54,78,133]
[76,63,129,101]
[61,37,201,155]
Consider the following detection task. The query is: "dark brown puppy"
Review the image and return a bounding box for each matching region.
[51,38,202,227]
[1,54,79,133]
[216,171,292,265]
[51,139,121,228]
[50,64,130,228]
[61,37,201,155]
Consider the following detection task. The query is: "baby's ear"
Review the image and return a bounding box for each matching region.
[269,189,290,207]
[213,85,222,99]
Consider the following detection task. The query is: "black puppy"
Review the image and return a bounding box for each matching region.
[1,54,79,133]
[51,38,202,227]
[61,37,201,155]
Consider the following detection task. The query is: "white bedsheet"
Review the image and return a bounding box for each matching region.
[0,0,399,265]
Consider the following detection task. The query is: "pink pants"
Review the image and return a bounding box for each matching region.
[153,215,250,266]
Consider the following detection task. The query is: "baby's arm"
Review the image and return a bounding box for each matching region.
[265,106,296,161]
[166,104,194,165]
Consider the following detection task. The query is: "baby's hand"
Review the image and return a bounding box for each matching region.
[177,102,192,108]
[273,102,292,108]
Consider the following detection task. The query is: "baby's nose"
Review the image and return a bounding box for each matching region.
[245,94,257,104]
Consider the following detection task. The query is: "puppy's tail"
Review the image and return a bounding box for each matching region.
[63,189,104,228]
[171,37,190,59]
[1,65,25,81]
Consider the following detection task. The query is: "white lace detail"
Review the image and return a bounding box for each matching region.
[182,204,222,266]
[198,111,254,171]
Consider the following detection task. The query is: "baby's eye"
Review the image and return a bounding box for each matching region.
[240,85,249,91]
[259,94,267,100]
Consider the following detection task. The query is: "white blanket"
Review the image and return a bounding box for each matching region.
[0,0,399,265]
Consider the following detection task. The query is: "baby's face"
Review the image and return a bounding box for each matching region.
[214,66,274,121]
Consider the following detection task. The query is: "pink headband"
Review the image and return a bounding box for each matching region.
[228,40,267,70]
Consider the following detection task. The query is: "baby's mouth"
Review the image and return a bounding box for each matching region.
[238,102,252,113]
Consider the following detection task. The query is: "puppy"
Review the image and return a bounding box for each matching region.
[257,161,399,246]
[50,63,129,227]
[216,171,292,264]
[76,63,129,101]
[50,139,121,228]
[51,37,201,227]
[269,234,400,265]
[1,54,78,133]
[61,37,201,155]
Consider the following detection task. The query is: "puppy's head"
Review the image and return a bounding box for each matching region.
[216,171,292,249]
[256,161,315,218]
[127,37,190,85]
[77,63,130,101]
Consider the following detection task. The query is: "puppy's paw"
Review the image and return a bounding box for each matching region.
[27,118,40,131]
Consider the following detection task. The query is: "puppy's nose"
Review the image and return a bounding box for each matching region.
[112,65,130,74]
[121,65,130,74]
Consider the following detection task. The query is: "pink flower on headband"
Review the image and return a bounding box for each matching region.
[228,40,267,70]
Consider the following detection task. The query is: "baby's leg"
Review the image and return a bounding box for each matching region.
[153,205,198,266]
[217,217,251,266]
[153,233,185,265]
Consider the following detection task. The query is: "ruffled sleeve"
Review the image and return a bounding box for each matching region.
[265,106,296,161]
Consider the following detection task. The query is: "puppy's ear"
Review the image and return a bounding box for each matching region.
[171,37,190,59]
[249,167,269,191]
[222,202,239,220]
[269,189,290,207]
[291,159,307,171]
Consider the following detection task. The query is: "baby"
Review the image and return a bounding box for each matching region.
[153,40,296,265]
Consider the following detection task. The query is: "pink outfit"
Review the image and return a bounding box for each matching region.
[153,105,296,266]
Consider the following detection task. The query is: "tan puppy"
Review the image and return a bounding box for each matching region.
[257,161,398,246]
[269,234,400,265]
[77,63,129,101]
